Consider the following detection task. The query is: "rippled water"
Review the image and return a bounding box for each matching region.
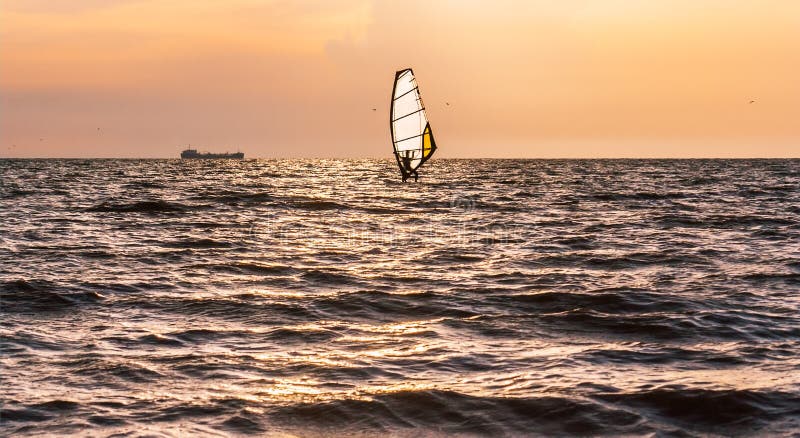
[2,158,799,436]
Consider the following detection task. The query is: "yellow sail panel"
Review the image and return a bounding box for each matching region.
[422,126,432,158]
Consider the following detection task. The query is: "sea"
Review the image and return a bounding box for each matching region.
[1,158,799,436]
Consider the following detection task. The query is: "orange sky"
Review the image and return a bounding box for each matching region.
[2,0,798,158]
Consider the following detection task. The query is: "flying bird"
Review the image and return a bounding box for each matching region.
[372,108,376,111]
[749,100,755,104]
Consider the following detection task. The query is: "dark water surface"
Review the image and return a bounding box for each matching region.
[2,159,799,436]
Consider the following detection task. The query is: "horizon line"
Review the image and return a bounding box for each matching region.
[1,156,799,160]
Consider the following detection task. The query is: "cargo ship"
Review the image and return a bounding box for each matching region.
[180,148,244,159]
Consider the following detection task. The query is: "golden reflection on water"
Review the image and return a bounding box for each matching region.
[117,309,800,406]
[252,378,437,404]
[104,311,800,405]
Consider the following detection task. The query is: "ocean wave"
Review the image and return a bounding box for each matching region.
[595,387,800,430]
[58,354,164,383]
[211,262,298,276]
[117,295,320,322]
[85,199,187,214]
[532,251,709,270]
[490,288,690,314]
[190,190,275,205]
[219,414,264,433]
[538,309,693,340]
[0,408,53,423]
[707,214,797,228]
[574,345,749,366]
[738,272,800,286]
[273,389,644,435]
[161,238,233,249]
[589,191,688,201]
[358,206,415,215]
[291,199,349,211]
[301,269,363,286]
[162,327,340,345]
[312,291,478,321]
[1,332,69,353]
[0,188,34,199]
[0,279,104,312]
[122,181,166,189]
[422,249,487,264]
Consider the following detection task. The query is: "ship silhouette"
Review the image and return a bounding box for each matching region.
[180,148,243,159]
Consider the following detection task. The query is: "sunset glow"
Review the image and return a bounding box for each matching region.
[2,0,798,157]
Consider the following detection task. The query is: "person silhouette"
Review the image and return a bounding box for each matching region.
[399,152,420,182]
[400,151,412,182]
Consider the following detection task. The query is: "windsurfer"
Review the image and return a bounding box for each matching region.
[390,68,437,181]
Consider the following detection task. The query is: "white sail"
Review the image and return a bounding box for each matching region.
[390,68,436,180]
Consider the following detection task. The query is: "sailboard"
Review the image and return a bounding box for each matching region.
[390,68,437,181]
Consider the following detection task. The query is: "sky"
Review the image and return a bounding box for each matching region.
[1,0,798,158]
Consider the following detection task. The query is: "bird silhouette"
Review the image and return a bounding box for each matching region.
[749,100,755,104]
[372,108,376,111]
